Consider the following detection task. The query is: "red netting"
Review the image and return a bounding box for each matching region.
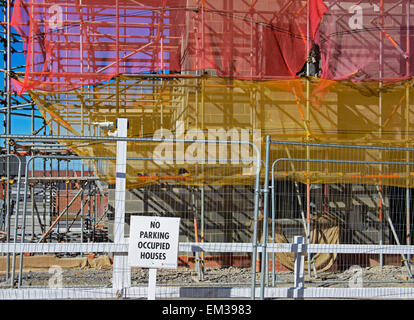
[11,0,327,93]
[15,0,411,94]
[318,0,412,82]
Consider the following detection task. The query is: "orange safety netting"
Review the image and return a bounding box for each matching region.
[12,0,414,94]
[11,0,327,93]
[27,75,414,188]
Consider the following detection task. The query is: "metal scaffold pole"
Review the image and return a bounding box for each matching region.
[378,0,384,271]
[306,0,312,279]
[405,0,412,273]
[4,0,11,285]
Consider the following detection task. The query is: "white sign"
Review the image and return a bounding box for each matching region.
[128,216,180,269]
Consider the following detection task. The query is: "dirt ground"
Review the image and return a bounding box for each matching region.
[1,264,414,289]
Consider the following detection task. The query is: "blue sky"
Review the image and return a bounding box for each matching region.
[1,4,172,137]
[1,10,45,136]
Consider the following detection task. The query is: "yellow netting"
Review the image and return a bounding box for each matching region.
[28,75,414,188]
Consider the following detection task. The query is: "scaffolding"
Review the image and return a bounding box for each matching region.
[2,0,414,297]
[0,0,110,258]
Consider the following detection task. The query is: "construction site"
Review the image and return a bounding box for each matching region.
[1,0,414,300]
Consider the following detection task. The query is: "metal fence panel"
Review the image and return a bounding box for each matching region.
[0,130,261,299]
[259,138,414,299]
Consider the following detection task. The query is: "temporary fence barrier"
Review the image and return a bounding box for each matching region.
[11,0,414,93]
[0,119,263,299]
[0,154,23,294]
[258,137,414,299]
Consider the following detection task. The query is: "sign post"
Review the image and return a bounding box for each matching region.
[128,215,180,300]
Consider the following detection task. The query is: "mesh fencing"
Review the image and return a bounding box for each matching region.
[0,137,261,299]
[27,75,414,189]
[259,140,414,298]
[10,0,326,93]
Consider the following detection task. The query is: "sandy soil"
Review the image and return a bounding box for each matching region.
[1,265,414,289]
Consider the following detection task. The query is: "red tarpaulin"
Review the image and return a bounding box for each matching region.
[317,0,413,82]
[11,0,327,93]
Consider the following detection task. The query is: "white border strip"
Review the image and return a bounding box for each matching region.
[1,286,414,300]
[2,242,414,255]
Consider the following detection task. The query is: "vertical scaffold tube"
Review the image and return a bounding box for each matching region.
[405,0,412,273]
[259,136,271,300]
[305,0,312,278]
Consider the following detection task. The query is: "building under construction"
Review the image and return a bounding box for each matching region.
[1,0,414,299]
